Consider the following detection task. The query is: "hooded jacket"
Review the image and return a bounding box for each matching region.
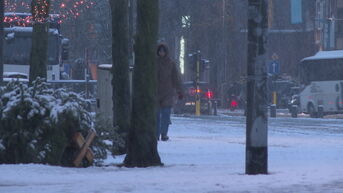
[156,44,183,108]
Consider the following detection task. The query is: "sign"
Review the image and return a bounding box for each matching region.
[268,61,280,75]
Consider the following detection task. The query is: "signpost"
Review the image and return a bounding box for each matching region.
[189,51,202,116]
[268,61,280,75]
[269,60,279,117]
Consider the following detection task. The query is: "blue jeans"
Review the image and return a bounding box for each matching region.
[156,107,171,139]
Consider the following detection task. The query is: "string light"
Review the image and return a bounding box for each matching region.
[4,0,96,23]
[31,0,50,23]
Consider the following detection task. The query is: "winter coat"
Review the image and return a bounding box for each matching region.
[156,44,183,108]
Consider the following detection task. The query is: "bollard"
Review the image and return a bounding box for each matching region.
[213,100,218,115]
[318,105,324,118]
[207,100,212,115]
[270,104,276,118]
[291,105,298,118]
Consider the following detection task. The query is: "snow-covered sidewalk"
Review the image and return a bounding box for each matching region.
[1,115,343,193]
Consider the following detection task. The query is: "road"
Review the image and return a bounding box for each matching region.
[221,108,343,119]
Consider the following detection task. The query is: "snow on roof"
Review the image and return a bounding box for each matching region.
[98,64,112,70]
[183,81,209,85]
[5,27,59,35]
[5,12,60,18]
[3,72,28,77]
[4,12,31,16]
[3,78,29,82]
[302,50,343,61]
[48,80,97,83]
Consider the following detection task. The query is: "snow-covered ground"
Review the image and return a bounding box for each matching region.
[1,115,343,193]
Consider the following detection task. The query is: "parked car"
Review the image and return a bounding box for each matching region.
[269,79,298,108]
[174,81,215,114]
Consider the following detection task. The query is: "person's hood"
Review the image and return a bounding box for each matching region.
[157,43,169,57]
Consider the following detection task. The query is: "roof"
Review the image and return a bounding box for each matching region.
[302,50,343,62]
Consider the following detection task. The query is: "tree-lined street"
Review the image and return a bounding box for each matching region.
[1,1,343,192]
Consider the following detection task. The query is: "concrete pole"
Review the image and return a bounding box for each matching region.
[246,0,269,175]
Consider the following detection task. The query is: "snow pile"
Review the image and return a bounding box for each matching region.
[0,78,92,165]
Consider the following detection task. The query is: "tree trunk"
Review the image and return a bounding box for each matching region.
[29,0,50,82]
[246,0,268,175]
[0,0,4,84]
[124,0,162,167]
[109,0,131,153]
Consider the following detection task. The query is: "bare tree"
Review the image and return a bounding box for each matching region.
[124,0,162,167]
[29,0,50,82]
[109,0,131,154]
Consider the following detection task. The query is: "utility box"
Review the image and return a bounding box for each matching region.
[96,64,133,125]
[96,64,113,124]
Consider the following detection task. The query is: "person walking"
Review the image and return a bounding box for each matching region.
[156,43,183,141]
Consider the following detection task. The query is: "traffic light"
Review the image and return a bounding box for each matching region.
[200,59,210,72]
[62,38,70,61]
[188,53,197,72]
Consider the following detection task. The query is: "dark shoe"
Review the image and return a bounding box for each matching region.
[161,135,169,141]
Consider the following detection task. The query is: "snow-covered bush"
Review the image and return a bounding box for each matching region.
[0,78,92,165]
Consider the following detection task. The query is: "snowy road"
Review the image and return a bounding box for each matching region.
[1,115,343,193]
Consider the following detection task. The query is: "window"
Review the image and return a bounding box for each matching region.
[290,0,303,24]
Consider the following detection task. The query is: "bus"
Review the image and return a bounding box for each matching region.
[3,13,69,81]
[297,50,343,118]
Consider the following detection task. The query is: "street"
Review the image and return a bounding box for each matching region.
[1,113,343,193]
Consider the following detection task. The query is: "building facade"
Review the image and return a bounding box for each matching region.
[315,0,343,50]
[227,0,317,81]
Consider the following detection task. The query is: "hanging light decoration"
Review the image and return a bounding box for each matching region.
[4,0,96,23]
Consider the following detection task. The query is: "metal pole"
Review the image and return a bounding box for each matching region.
[246,0,268,175]
[195,51,201,116]
[220,0,228,105]
[213,100,218,115]
[207,99,212,115]
[270,91,276,117]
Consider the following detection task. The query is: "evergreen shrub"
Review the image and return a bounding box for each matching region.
[0,78,92,165]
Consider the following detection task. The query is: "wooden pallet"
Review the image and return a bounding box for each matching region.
[72,129,96,167]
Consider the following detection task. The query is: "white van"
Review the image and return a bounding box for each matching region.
[298,50,343,117]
